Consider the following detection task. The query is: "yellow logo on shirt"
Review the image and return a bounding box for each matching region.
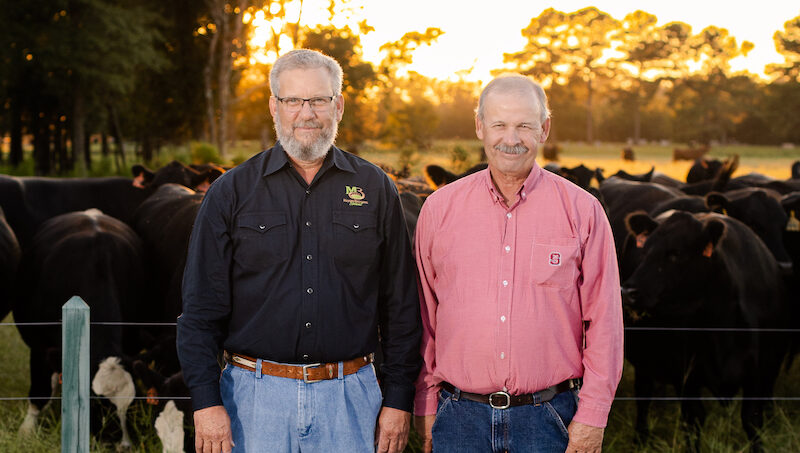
[344,186,369,206]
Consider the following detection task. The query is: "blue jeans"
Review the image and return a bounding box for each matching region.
[431,387,579,453]
[220,360,383,452]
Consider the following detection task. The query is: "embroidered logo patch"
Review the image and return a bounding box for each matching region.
[549,252,562,266]
[343,186,369,206]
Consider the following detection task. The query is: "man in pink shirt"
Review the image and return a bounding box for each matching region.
[413,74,623,453]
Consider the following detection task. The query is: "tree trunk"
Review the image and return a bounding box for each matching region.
[32,112,50,175]
[204,0,221,147]
[55,120,67,174]
[72,85,88,176]
[83,128,91,171]
[108,104,126,172]
[101,131,110,157]
[586,77,593,143]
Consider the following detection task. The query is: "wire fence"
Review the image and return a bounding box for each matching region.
[1,320,799,403]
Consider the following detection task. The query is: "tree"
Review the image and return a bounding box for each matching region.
[504,7,619,142]
[613,12,691,141]
[769,15,800,82]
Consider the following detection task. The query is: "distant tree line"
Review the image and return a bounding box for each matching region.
[1,2,799,175]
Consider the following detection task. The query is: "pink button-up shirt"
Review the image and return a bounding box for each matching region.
[414,163,623,427]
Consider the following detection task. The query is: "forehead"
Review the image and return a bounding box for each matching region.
[276,67,332,97]
[483,90,541,124]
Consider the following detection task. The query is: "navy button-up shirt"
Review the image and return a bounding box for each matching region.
[177,144,421,412]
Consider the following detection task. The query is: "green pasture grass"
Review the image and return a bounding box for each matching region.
[2,309,798,451]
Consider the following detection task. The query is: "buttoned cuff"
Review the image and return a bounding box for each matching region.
[381,383,416,413]
[413,386,440,416]
[573,400,611,428]
[189,383,223,412]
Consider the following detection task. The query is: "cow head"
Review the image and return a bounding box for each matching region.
[622,211,726,319]
[132,161,225,192]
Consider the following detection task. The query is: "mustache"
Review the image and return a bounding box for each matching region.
[494,143,528,155]
[293,120,323,129]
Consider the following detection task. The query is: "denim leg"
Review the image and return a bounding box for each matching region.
[300,364,383,453]
[431,388,579,453]
[431,389,493,453]
[220,364,300,452]
[508,389,578,453]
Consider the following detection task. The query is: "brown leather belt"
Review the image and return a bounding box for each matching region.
[226,352,372,383]
[441,379,581,409]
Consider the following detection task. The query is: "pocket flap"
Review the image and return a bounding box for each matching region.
[332,211,377,233]
[237,212,286,233]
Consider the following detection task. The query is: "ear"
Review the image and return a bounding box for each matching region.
[131,164,154,188]
[475,115,485,140]
[644,166,654,181]
[268,96,278,118]
[705,192,728,213]
[701,218,726,257]
[334,93,344,122]
[625,211,658,248]
[539,118,551,143]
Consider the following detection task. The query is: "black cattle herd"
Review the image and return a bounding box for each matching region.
[1,155,799,451]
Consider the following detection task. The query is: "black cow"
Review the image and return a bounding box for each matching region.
[398,191,423,245]
[0,206,20,321]
[609,167,654,183]
[622,211,790,452]
[423,163,488,189]
[14,209,145,448]
[705,188,792,271]
[598,177,683,265]
[133,360,194,453]
[132,184,205,373]
[132,160,223,193]
[792,161,800,180]
[686,157,723,184]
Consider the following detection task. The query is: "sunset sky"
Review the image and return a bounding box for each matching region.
[250,1,800,82]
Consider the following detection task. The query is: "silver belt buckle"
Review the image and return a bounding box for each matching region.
[489,391,511,409]
[302,363,322,383]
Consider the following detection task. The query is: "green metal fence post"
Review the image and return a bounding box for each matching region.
[62,296,89,453]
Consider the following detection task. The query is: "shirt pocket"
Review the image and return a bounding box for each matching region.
[331,210,379,267]
[233,212,288,269]
[530,238,579,289]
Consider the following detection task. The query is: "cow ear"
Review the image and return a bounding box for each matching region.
[702,218,726,257]
[705,192,728,213]
[644,166,654,182]
[423,165,456,190]
[131,164,154,188]
[625,211,658,248]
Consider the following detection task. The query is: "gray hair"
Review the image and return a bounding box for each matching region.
[269,49,343,97]
[476,73,550,124]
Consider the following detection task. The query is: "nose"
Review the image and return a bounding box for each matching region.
[297,100,316,118]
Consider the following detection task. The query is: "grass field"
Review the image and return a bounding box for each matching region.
[1,141,799,451]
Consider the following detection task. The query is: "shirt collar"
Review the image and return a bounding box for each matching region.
[261,142,356,178]
[484,161,544,205]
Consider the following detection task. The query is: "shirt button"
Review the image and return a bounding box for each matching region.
[500,316,506,322]
[259,225,266,230]
[306,287,314,294]
[522,191,527,197]
[506,213,512,219]
[500,352,505,359]
[306,254,312,261]
[305,221,312,227]
[502,280,508,287]
[305,322,312,328]
[303,354,309,360]
[353,224,359,229]
[306,190,311,195]
[504,245,511,252]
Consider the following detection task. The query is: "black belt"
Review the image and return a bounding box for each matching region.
[441,379,581,409]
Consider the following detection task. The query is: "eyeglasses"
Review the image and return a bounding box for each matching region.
[275,96,335,112]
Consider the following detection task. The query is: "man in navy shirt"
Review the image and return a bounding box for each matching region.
[177,49,421,453]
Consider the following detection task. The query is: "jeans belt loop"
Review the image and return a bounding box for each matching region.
[255,358,263,380]
[337,361,344,380]
[452,387,461,401]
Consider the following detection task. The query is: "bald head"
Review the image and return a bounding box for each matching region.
[476,74,550,125]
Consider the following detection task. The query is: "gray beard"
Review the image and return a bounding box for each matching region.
[274,111,338,162]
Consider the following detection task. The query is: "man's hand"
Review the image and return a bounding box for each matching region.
[413,415,435,453]
[194,405,234,453]
[566,421,604,453]
[375,406,411,453]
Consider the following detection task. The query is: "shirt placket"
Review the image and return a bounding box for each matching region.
[496,205,516,385]
[298,183,318,362]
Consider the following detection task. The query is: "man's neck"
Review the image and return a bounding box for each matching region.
[490,167,529,207]
[288,154,325,185]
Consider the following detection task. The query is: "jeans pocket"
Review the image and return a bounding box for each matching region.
[543,391,577,439]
